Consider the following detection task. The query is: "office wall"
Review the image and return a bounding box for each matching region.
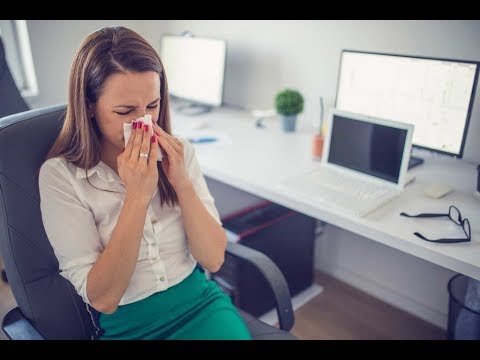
[144,20,480,164]
[25,20,167,109]
[26,20,480,163]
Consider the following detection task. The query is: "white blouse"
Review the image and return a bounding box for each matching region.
[38,138,221,306]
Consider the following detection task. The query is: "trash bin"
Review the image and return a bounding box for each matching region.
[447,274,480,340]
[212,201,316,317]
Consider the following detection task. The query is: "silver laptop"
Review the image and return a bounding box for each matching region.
[278,109,414,217]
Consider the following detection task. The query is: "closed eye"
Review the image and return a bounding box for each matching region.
[115,110,132,116]
[115,104,159,116]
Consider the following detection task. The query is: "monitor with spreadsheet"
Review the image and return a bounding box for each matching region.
[335,50,478,165]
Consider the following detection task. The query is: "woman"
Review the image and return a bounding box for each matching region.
[38,26,251,340]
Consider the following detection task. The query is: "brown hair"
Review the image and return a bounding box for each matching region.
[46,26,178,206]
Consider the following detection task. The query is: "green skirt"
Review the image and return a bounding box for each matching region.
[98,267,252,340]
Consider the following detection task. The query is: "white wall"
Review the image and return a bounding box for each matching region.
[27,20,480,163]
[148,20,480,164]
[25,20,479,330]
[25,20,168,109]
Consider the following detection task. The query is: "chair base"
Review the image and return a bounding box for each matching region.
[238,309,297,340]
[2,307,45,340]
[2,307,296,340]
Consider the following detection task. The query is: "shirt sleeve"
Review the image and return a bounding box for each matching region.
[38,158,103,305]
[182,139,222,225]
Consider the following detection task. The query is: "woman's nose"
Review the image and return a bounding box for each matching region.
[132,109,147,119]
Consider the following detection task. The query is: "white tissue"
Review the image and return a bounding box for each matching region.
[123,114,163,161]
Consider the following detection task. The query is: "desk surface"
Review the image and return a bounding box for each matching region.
[171,106,480,281]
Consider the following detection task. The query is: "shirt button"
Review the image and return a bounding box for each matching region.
[160,276,165,282]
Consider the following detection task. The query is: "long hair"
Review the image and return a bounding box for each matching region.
[46,26,178,206]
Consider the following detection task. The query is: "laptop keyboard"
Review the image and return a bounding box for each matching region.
[305,169,392,200]
[279,168,399,217]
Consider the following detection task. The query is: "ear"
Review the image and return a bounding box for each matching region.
[87,103,96,119]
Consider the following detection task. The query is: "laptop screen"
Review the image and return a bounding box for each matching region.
[327,114,408,184]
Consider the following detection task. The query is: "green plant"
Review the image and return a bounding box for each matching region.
[275,88,304,116]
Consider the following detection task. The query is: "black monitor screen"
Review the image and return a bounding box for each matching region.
[328,114,408,184]
[335,50,478,157]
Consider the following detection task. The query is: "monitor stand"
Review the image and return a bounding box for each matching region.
[408,155,424,170]
[175,102,212,116]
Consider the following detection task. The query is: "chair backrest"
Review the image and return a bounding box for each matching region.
[0,36,30,117]
[0,104,95,339]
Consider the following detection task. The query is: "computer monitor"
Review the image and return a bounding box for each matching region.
[160,34,227,115]
[335,50,479,168]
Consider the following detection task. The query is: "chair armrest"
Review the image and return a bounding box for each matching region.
[224,241,294,331]
[2,307,45,340]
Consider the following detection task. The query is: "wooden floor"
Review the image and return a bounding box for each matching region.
[290,272,445,340]
[0,271,445,340]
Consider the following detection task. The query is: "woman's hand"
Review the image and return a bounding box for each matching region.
[152,123,191,191]
[117,120,159,204]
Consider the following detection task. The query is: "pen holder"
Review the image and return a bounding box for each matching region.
[312,134,324,161]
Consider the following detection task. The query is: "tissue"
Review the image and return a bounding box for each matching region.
[123,114,163,161]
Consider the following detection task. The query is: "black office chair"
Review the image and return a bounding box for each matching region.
[0,35,30,284]
[0,104,297,340]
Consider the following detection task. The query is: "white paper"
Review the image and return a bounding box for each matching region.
[123,114,163,161]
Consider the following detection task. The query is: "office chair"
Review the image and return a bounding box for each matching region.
[0,35,31,284]
[0,104,297,340]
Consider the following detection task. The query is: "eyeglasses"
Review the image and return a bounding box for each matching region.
[400,205,471,244]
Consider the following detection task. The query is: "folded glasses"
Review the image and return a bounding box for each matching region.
[400,205,471,244]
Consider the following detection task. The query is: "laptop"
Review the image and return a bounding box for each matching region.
[278,109,414,217]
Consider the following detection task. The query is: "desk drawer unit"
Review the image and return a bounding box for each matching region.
[213,201,316,317]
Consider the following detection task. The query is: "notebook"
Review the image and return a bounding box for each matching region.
[278,109,414,217]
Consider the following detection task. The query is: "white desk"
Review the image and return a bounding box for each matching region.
[171,106,480,281]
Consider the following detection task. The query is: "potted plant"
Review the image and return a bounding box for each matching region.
[275,88,304,132]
